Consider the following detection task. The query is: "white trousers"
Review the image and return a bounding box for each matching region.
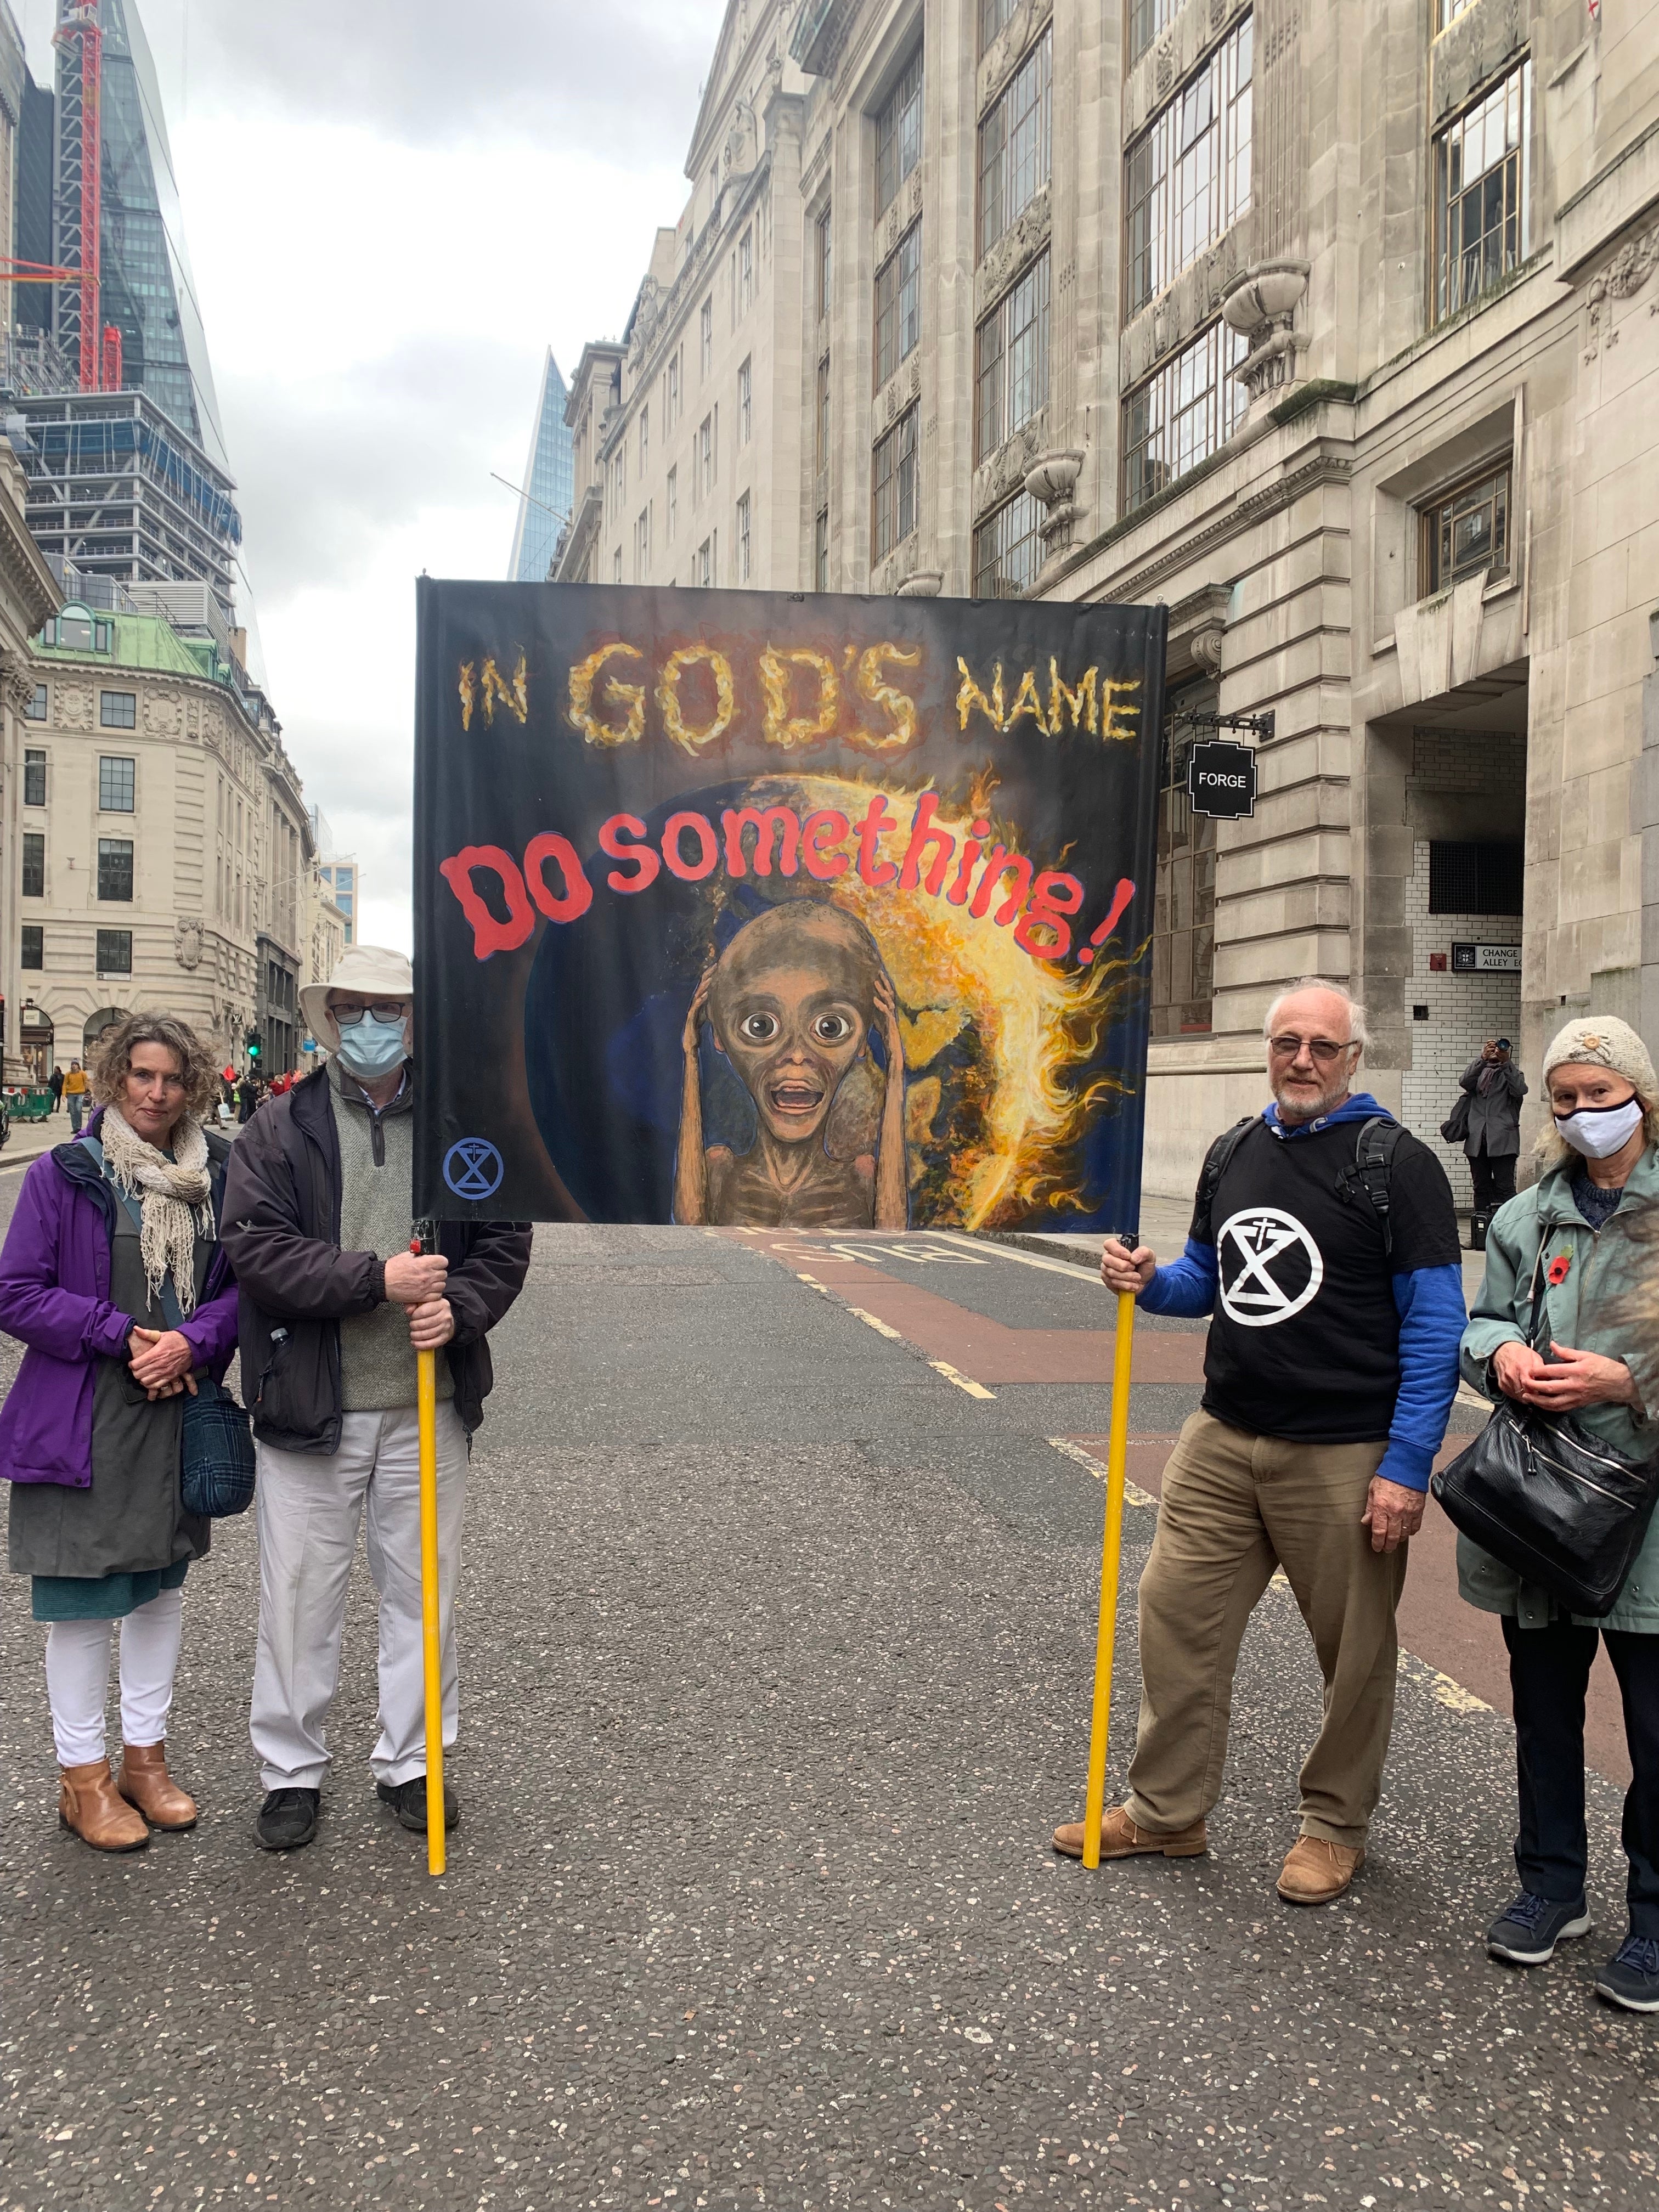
[249,1403,467,1791]
[44,1585,185,1765]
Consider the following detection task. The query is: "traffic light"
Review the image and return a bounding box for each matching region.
[245,1029,262,1062]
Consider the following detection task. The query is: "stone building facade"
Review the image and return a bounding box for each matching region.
[0,443,64,1082]
[16,594,316,1080]
[560,0,1659,1205]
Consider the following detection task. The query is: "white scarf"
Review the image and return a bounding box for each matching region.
[98,1104,214,1317]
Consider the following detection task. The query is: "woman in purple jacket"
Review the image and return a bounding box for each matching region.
[0,1012,239,1852]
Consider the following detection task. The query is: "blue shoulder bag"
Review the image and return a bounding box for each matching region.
[85,1137,255,1519]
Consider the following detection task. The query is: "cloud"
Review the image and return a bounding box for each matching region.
[163,0,730,161]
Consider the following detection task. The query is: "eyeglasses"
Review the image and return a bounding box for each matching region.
[330,1000,409,1024]
[1267,1035,1356,1064]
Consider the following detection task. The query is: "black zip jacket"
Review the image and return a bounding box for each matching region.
[219,1065,532,1453]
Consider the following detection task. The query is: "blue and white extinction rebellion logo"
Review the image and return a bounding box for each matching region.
[442,1138,505,1201]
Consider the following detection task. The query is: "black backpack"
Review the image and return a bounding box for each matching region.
[1193,1113,1405,1261]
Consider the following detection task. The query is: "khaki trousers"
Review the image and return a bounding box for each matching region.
[1124,1409,1405,1851]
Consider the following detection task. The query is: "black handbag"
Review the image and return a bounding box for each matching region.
[89,1141,256,1519]
[1440,1090,1472,1145]
[1432,1249,1659,1616]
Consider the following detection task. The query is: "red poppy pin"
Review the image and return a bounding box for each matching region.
[1547,1253,1572,1287]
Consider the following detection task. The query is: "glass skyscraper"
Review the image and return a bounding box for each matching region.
[55,0,229,470]
[508,350,574,582]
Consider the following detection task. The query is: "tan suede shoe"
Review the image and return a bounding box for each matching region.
[59,1758,150,1853]
[1277,1836,1365,1904]
[118,1741,198,1831]
[1052,1803,1208,1861]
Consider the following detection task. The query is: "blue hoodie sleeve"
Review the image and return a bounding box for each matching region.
[1138,1237,1218,1319]
[1376,1262,1467,1491]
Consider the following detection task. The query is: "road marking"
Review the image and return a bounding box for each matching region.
[1046,1436,1156,1507]
[848,1306,904,1341]
[930,1358,995,1400]
[1396,1647,1492,1714]
[940,1233,1102,1282]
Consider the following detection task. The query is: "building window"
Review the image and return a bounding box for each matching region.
[736,491,752,583]
[698,413,716,499]
[737,227,753,319]
[98,837,134,901]
[1125,16,1253,316]
[872,405,920,562]
[873,223,922,388]
[20,923,42,970]
[699,295,714,376]
[978,25,1052,259]
[665,350,682,426]
[1438,0,1477,24]
[96,928,132,976]
[816,356,831,473]
[1122,318,1248,514]
[1129,0,1179,65]
[21,830,43,897]
[975,251,1049,460]
[24,682,46,721]
[972,487,1043,598]
[738,357,752,447]
[816,206,833,319]
[635,506,651,579]
[815,507,830,591]
[1435,60,1531,323]
[1429,839,1523,916]
[696,536,713,589]
[1151,693,1217,1038]
[24,747,46,806]
[980,0,1019,48]
[100,689,137,730]
[1421,464,1510,594]
[876,44,924,215]
[666,466,678,541]
[612,547,623,584]
[98,755,136,812]
[639,407,649,470]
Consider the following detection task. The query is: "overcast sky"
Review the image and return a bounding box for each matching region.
[19,0,730,951]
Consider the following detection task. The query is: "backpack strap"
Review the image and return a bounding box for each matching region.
[1192,1114,1258,1244]
[1336,1115,1404,1263]
[80,1135,186,1330]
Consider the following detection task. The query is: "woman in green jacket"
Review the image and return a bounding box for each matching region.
[1459,1016,1659,2012]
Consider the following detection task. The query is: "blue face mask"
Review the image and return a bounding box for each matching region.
[335,1012,408,1082]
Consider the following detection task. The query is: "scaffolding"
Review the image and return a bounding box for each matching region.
[51,0,102,393]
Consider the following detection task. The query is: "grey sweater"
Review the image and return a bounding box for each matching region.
[333,1066,454,1412]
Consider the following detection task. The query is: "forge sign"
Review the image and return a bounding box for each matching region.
[413,580,1166,1231]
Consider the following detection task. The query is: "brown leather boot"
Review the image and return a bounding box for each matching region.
[1052,1803,1208,1861]
[59,1758,150,1853]
[1277,1835,1365,1904]
[118,1742,198,1832]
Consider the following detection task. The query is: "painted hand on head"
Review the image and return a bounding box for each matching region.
[683,965,716,1057]
[872,974,905,1075]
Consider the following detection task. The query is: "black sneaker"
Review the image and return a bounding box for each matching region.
[254,1787,320,1852]
[376,1777,460,1834]
[1486,1889,1592,1965]
[1594,1933,1659,2012]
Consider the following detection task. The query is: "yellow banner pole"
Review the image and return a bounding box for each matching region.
[1081,1274,1138,1870]
[413,1232,445,1878]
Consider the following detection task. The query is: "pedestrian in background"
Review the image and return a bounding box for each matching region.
[0,1013,239,1852]
[1054,978,1466,1903]
[1459,1015,1659,2013]
[63,1059,88,1133]
[222,946,531,1853]
[47,1064,64,1115]
[236,1074,256,1125]
[1454,1037,1527,1245]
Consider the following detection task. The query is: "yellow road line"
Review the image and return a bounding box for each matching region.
[931,1358,996,1400]
[1046,1435,1155,1508]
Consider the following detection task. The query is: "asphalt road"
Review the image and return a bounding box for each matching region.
[1,1195,1655,2212]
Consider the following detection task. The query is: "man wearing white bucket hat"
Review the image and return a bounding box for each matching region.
[222,945,532,1852]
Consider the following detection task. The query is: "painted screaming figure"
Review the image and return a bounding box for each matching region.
[673,901,907,1229]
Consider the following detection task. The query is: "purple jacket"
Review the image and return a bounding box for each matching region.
[0,1112,239,1488]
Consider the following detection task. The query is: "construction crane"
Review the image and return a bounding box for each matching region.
[24,0,108,394]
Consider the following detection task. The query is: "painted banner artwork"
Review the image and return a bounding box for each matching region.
[413,581,1166,1229]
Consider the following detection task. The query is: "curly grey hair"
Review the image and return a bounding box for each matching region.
[88,1010,222,1122]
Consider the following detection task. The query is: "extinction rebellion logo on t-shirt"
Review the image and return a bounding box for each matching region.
[1215,1206,1325,1328]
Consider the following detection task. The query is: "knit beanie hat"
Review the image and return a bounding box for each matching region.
[1541,1015,1657,1098]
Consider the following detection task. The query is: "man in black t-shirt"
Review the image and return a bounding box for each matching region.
[1054,979,1465,1903]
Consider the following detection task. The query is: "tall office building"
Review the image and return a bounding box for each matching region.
[507,349,574,582]
[53,0,228,469]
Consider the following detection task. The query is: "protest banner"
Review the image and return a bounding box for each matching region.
[413,580,1166,1232]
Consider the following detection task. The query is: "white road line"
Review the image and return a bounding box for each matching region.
[938,1233,1102,1282]
[1045,1436,1156,1508]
